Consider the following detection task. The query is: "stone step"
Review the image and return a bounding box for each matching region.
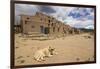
[24,32,48,37]
[26,34,48,37]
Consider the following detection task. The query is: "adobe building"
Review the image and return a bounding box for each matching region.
[20,12,79,37]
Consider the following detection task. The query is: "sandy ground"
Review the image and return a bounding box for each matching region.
[14,33,94,66]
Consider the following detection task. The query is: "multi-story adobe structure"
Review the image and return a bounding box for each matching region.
[19,12,80,37]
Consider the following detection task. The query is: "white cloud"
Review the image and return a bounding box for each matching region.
[49,7,75,22]
[15,4,94,29]
[85,25,94,29]
[15,4,39,16]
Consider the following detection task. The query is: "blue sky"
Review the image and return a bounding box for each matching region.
[15,4,94,29]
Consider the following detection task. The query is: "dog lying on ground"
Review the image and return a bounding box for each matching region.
[33,46,57,62]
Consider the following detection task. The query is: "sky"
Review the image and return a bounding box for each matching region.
[15,4,95,29]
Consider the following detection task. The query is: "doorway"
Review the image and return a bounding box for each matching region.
[40,26,44,33]
[44,27,49,34]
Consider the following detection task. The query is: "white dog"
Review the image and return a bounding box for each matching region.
[33,46,57,62]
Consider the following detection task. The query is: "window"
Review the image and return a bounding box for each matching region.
[53,27,55,32]
[48,20,50,23]
[48,16,50,18]
[63,27,64,30]
[27,17,29,19]
[41,18,42,21]
[32,26,34,28]
[51,23,53,26]
[48,24,50,26]
[58,27,60,32]
[25,21,27,24]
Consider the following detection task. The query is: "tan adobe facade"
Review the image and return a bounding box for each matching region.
[20,12,80,37]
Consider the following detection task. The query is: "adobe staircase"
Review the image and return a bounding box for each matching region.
[24,32,53,40]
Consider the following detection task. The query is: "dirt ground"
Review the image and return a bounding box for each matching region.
[14,33,94,66]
